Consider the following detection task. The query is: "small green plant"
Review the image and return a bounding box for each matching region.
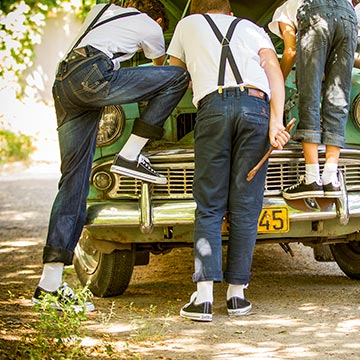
[99,300,116,324]
[0,128,35,163]
[18,286,92,359]
[126,302,172,342]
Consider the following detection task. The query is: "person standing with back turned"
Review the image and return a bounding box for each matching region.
[31,0,189,312]
[269,0,357,200]
[167,0,290,321]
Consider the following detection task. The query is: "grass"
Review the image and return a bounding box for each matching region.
[20,287,91,359]
[4,285,174,359]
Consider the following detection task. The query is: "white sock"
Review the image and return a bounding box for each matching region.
[321,163,338,185]
[194,281,213,304]
[118,134,148,161]
[38,262,64,292]
[227,284,248,300]
[305,164,320,185]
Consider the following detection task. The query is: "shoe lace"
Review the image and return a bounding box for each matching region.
[58,282,76,301]
[137,154,157,175]
[286,176,305,191]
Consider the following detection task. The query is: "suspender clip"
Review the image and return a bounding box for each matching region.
[239,85,245,91]
[218,87,223,94]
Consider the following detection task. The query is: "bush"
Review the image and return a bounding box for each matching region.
[0,128,36,163]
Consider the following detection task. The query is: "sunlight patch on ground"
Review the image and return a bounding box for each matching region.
[87,322,133,335]
[336,318,360,333]
[225,316,303,328]
[0,210,40,221]
[212,342,319,358]
[0,238,42,247]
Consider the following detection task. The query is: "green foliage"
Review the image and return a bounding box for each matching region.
[0,128,36,163]
[126,302,172,341]
[19,286,92,360]
[0,0,96,96]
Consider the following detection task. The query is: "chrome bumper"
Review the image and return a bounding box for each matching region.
[85,181,360,239]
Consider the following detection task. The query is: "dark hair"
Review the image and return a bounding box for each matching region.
[112,0,169,31]
[190,0,231,15]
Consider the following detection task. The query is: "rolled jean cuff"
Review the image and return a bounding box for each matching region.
[42,245,73,265]
[224,271,251,285]
[293,129,321,144]
[132,118,164,140]
[192,271,222,283]
[322,131,345,148]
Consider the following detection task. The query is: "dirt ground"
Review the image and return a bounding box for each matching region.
[0,161,360,360]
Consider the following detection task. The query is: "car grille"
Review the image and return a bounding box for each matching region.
[106,157,360,200]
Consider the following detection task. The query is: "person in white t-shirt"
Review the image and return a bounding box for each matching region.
[32,0,189,312]
[353,2,360,67]
[269,0,357,200]
[167,0,290,322]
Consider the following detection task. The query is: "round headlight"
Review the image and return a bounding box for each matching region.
[92,171,113,191]
[351,94,360,130]
[96,105,125,147]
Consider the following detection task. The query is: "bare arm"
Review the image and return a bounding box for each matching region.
[152,54,166,66]
[355,52,360,69]
[259,48,290,149]
[279,22,296,80]
[169,55,187,69]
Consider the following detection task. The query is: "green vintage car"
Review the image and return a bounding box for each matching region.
[73,0,360,297]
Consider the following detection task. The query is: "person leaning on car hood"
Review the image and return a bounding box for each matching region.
[167,0,290,322]
[268,0,357,201]
[353,1,360,68]
[31,0,189,312]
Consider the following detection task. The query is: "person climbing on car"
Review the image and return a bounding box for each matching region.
[167,0,291,321]
[269,0,357,200]
[32,0,189,312]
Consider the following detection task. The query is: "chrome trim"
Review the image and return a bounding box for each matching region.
[97,151,360,200]
[85,193,360,234]
[96,105,125,147]
[335,170,349,226]
[352,93,360,130]
[87,147,360,239]
[140,182,153,234]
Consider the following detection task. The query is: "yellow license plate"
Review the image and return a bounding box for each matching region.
[258,206,289,233]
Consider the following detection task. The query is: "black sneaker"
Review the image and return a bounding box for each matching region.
[180,292,212,322]
[227,297,252,316]
[32,283,95,313]
[282,178,323,200]
[110,154,167,184]
[323,180,342,198]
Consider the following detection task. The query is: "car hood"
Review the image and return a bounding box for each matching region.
[165,0,285,28]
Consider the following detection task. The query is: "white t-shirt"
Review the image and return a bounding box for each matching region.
[167,13,275,107]
[66,4,165,69]
[356,3,360,26]
[269,0,354,38]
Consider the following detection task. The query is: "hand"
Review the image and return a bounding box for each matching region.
[269,118,295,150]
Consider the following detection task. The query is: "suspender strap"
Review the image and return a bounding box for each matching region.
[72,4,111,51]
[73,7,140,60]
[91,11,140,30]
[203,14,243,90]
[92,11,141,59]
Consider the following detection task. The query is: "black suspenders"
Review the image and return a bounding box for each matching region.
[92,11,140,30]
[203,14,244,93]
[90,11,141,59]
[72,5,140,60]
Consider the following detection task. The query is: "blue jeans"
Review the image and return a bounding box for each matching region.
[192,88,270,285]
[295,0,357,147]
[44,46,189,265]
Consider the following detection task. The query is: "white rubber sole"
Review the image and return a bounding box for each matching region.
[110,164,167,185]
